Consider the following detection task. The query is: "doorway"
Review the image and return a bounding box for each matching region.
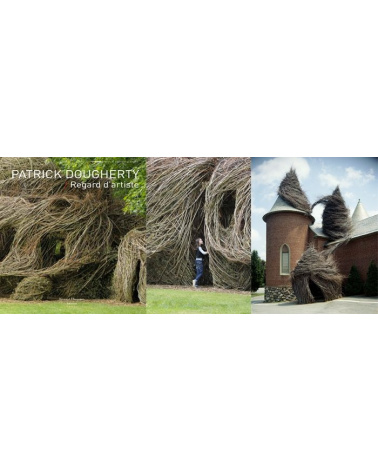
[309,279,325,302]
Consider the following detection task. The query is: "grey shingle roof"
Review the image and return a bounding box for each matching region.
[263,196,315,223]
[309,225,327,238]
[310,214,378,239]
[351,214,378,238]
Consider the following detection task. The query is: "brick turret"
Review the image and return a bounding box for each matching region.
[263,196,314,302]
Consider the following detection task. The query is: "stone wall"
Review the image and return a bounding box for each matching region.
[265,286,297,303]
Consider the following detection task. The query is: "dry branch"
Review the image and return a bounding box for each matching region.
[13,276,53,301]
[291,246,343,304]
[147,157,251,289]
[312,186,352,245]
[278,167,311,213]
[147,157,219,285]
[0,157,144,301]
[113,229,146,303]
[204,158,251,289]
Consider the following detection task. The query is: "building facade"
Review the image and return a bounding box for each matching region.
[263,197,378,302]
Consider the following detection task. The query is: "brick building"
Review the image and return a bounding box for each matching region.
[263,196,378,302]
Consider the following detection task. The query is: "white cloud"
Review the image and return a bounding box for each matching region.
[251,196,267,215]
[318,171,340,188]
[319,166,375,190]
[252,157,310,187]
[258,243,266,261]
[251,238,266,259]
[251,228,261,242]
[346,166,375,184]
[265,191,276,201]
[252,205,267,215]
[311,204,323,228]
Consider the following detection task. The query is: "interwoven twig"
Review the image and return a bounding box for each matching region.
[278,167,311,213]
[147,157,251,289]
[0,157,143,300]
[113,229,146,303]
[291,245,343,303]
[312,186,352,245]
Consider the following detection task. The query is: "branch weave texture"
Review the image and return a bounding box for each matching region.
[278,167,311,213]
[291,245,343,304]
[0,157,143,301]
[147,157,251,290]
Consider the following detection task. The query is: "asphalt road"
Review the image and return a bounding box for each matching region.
[252,294,378,314]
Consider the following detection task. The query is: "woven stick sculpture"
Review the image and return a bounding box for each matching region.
[204,158,251,289]
[284,173,351,304]
[147,157,219,285]
[312,186,352,245]
[113,229,146,303]
[13,276,53,301]
[147,157,251,289]
[278,167,311,213]
[0,158,144,300]
[291,246,343,304]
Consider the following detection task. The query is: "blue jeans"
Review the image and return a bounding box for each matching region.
[195,260,204,285]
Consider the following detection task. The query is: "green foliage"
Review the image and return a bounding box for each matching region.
[344,265,364,296]
[49,157,146,216]
[364,261,378,297]
[251,250,265,292]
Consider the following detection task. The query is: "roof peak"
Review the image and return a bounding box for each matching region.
[352,200,369,222]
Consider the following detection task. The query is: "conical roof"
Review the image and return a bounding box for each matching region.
[263,195,315,223]
[352,200,369,222]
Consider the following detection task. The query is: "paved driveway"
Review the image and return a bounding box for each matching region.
[252,294,378,314]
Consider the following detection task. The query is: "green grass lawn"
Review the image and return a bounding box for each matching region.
[0,299,146,314]
[0,289,252,314]
[147,288,251,314]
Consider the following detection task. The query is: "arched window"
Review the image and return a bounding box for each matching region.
[280,244,290,274]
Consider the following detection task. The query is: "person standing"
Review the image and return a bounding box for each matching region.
[193,238,208,288]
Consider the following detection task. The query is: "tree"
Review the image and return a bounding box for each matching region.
[251,250,265,292]
[365,261,378,296]
[49,157,146,216]
[344,265,364,296]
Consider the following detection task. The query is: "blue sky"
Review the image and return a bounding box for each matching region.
[252,157,378,260]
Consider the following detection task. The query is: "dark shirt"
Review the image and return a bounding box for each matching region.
[196,246,208,259]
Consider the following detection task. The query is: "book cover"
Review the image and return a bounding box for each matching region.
[0,157,146,314]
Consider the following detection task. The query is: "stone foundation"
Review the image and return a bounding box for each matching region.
[264,286,297,303]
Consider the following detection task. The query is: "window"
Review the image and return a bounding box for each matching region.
[280,244,290,274]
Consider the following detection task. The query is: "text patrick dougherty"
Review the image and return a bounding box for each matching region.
[11,169,140,189]
[11,169,139,179]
